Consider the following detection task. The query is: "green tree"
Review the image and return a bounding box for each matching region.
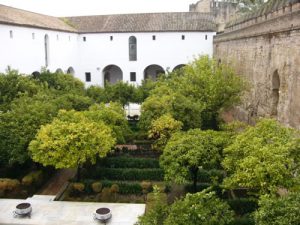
[164,190,234,225]
[105,81,137,107]
[87,102,132,144]
[237,0,267,13]
[29,109,115,181]
[139,56,246,131]
[0,92,60,166]
[86,85,108,103]
[134,79,156,103]
[222,119,300,195]
[255,192,300,225]
[0,68,41,112]
[34,70,85,94]
[160,129,226,192]
[148,114,183,151]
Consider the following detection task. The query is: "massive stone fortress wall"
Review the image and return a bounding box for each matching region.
[214,1,300,129]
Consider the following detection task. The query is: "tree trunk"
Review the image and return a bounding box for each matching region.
[76,165,81,182]
[190,167,199,193]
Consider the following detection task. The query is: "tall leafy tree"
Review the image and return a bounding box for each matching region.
[0,92,60,166]
[29,109,115,181]
[160,129,226,192]
[237,0,268,13]
[222,119,300,195]
[139,56,246,131]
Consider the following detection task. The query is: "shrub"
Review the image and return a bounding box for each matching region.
[165,191,234,225]
[137,186,168,225]
[255,192,300,225]
[101,187,112,202]
[110,184,119,194]
[91,182,102,193]
[101,180,143,195]
[141,181,152,194]
[72,183,85,192]
[21,170,43,187]
[0,178,20,191]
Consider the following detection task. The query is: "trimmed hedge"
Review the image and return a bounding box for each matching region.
[89,168,164,181]
[227,198,258,216]
[112,148,160,157]
[98,157,160,169]
[82,180,143,195]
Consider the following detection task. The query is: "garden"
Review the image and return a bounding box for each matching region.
[0,57,299,225]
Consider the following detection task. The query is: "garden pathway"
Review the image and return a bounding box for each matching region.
[37,169,76,195]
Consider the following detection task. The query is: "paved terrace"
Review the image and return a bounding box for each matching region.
[0,195,145,225]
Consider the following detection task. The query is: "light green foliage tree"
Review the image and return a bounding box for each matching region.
[139,56,246,131]
[164,190,234,225]
[255,192,300,225]
[87,102,131,144]
[0,68,41,112]
[222,119,300,195]
[148,114,183,151]
[29,109,115,180]
[160,129,226,192]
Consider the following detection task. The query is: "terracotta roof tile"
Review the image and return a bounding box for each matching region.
[0,4,216,33]
[65,12,216,33]
[0,4,76,32]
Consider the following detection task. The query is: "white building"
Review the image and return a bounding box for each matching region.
[0,4,216,86]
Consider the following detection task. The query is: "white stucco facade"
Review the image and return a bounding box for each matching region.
[0,23,215,86]
[0,24,78,75]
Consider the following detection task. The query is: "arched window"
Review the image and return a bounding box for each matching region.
[144,64,165,81]
[44,34,49,67]
[129,36,137,61]
[67,67,75,75]
[102,65,123,86]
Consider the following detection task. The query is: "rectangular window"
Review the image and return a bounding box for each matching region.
[83,36,86,42]
[9,30,13,39]
[85,72,91,82]
[205,35,208,40]
[152,35,156,40]
[110,36,113,41]
[32,33,35,40]
[181,35,185,40]
[57,35,59,40]
[130,72,136,82]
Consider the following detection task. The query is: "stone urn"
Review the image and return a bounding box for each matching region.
[15,203,32,215]
[94,207,112,221]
